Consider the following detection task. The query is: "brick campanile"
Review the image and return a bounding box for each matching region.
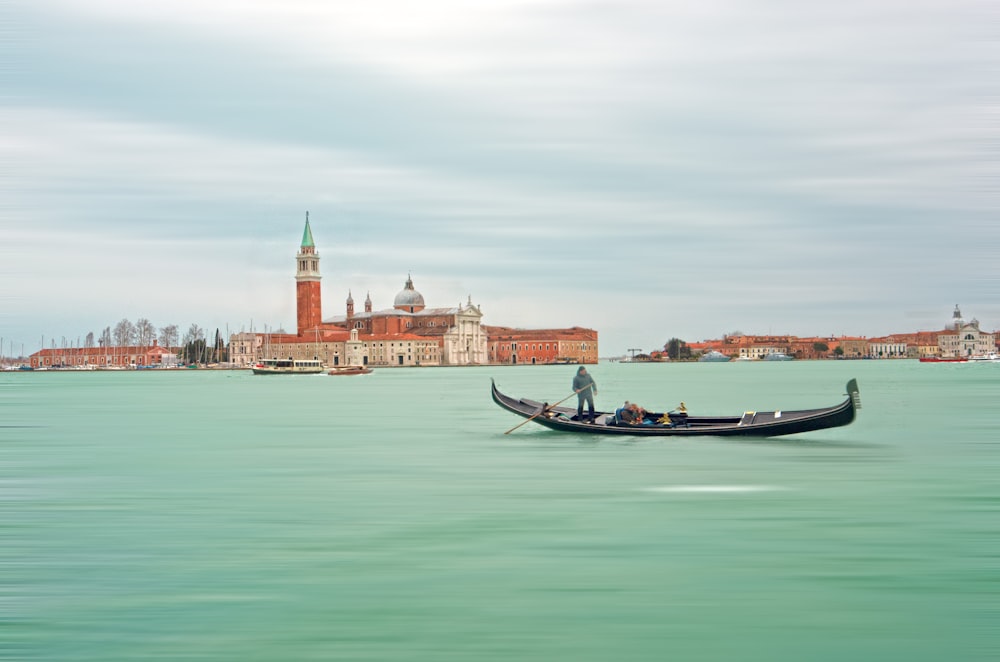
[295,212,322,335]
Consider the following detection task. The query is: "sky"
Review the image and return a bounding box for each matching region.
[1,0,998,357]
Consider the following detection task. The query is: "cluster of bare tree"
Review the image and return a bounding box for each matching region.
[58,320,229,364]
[84,319,206,350]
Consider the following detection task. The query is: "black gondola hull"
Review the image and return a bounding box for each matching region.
[492,379,860,438]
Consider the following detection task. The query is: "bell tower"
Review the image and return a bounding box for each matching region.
[295,212,322,335]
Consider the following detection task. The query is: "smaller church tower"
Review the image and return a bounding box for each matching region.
[365,292,373,314]
[949,304,964,331]
[295,212,322,335]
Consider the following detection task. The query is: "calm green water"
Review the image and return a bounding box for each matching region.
[2,361,998,661]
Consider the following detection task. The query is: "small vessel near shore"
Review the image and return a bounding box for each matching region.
[251,358,325,375]
[921,354,999,363]
[492,379,860,438]
[763,352,793,361]
[968,353,1000,363]
[327,365,373,376]
[699,351,731,363]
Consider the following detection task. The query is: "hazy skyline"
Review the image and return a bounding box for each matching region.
[2,0,997,355]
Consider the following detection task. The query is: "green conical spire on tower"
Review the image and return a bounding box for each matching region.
[301,211,315,248]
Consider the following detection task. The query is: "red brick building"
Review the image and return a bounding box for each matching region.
[30,342,177,369]
[485,326,598,365]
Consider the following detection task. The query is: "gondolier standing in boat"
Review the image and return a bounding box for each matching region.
[573,366,598,423]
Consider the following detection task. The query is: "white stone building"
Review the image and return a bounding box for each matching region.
[938,305,995,358]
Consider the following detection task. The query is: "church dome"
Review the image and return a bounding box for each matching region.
[393,275,425,310]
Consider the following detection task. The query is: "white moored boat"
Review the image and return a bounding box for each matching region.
[699,351,731,363]
[251,358,325,375]
[763,352,794,361]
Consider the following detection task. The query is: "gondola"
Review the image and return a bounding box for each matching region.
[492,378,860,438]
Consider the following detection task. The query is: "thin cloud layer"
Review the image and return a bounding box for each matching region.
[2,0,997,354]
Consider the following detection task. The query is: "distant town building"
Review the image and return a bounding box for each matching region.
[788,337,839,360]
[835,338,868,358]
[738,344,790,360]
[678,306,998,361]
[880,331,939,359]
[912,332,943,359]
[229,332,264,367]
[867,338,907,358]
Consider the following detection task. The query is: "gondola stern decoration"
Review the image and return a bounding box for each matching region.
[847,378,862,410]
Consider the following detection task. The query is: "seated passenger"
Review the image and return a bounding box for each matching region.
[621,402,648,425]
[619,401,637,425]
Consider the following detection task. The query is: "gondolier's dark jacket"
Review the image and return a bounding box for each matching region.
[572,373,596,399]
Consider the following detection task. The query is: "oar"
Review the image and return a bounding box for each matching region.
[504,383,593,435]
